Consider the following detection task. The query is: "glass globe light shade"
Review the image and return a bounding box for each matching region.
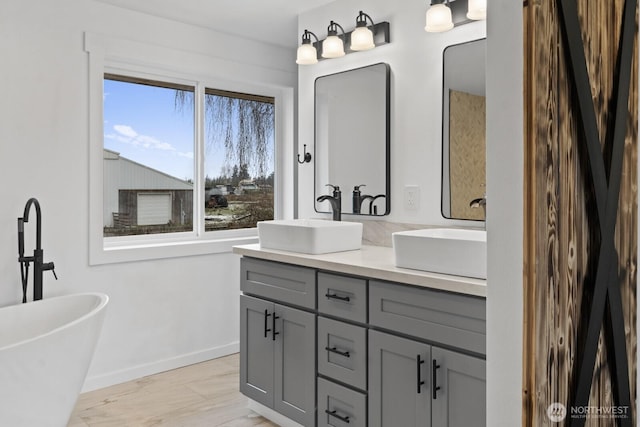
[296,43,318,65]
[350,26,375,51]
[467,0,487,20]
[425,3,454,33]
[322,35,345,58]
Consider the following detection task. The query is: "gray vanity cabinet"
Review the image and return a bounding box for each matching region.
[368,280,486,427]
[430,347,486,426]
[240,295,275,406]
[240,294,316,426]
[237,255,486,427]
[273,302,316,425]
[369,330,486,427]
[369,330,431,427]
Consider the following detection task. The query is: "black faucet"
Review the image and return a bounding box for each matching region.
[469,194,487,218]
[18,198,57,303]
[352,185,373,214]
[367,194,386,215]
[317,184,342,221]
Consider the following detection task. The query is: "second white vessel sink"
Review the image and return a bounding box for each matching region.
[258,219,363,254]
[392,228,487,279]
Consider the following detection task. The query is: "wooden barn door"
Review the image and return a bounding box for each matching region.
[523,0,638,426]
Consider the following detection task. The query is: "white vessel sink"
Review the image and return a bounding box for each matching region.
[258,219,363,254]
[392,228,487,279]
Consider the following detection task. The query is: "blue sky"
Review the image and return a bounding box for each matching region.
[104,78,274,182]
[104,79,195,181]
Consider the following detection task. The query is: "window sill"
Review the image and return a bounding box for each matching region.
[90,230,259,265]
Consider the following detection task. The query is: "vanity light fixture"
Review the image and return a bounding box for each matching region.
[351,11,376,51]
[296,30,320,65]
[466,0,487,20]
[322,21,346,58]
[425,0,486,33]
[295,11,390,65]
[425,0,454,33]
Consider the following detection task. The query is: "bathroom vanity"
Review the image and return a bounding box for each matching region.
[233,244,486,427]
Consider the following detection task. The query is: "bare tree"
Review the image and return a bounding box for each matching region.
[175,90,274,178]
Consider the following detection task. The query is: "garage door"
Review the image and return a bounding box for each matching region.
[137,193,171,225]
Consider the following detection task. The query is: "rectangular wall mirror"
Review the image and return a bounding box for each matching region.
[441,38,486,221]
[314,63,390,216]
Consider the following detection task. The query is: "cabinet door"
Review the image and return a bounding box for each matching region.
[431,347,486,427]
[369,330,431,427]
[273,304,316,426]
[239,295,274,408]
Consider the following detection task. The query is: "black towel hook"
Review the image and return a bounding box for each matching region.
[297,144,312,164]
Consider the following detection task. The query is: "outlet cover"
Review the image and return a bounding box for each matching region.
[404,185,420,211]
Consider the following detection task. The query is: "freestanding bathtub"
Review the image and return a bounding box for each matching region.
[0,293,109,427]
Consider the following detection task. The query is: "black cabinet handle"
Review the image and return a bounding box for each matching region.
[432,359,441,399]
[325,409,350,423]
[272,313,280,341]
[325,292,351,302]
[417,354,425,394]
[263,309,271,338]
[325,346,351,358]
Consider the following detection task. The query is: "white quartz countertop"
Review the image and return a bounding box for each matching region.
[232,244,486,298]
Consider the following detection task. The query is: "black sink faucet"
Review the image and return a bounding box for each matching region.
[367,194,386,215]
[469,194,487,223]
[18,198,57,302]
[317,184,342,221]
[352,185,377,215]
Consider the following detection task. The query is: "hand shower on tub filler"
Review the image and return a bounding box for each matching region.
[17,198,57,303]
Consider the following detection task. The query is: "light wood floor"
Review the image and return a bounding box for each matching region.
[69,353,278,427]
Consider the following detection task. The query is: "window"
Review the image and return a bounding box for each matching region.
[103,75,195,237]
[203,89,275,232]
[102,75,275,238]
[86,33,293,264]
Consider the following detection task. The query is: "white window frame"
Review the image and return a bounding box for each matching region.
[86,33,294,265]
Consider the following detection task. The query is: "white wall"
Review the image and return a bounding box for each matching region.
[297,0,485,225]
[297,1,522,425]
[485,0,523,425]
[0,0,296,390]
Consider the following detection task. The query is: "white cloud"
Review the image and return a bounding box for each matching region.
[108,124,177,152]
[113,124,139,139]
[178,151,194,159]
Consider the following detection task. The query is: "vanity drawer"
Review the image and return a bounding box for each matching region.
[318,272,367,323]
[369,280,486,355]
[317,316,367,390]
[317,377,366,427]
[240,257,316,309]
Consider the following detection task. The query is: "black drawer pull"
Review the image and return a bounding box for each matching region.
[432,359,441,399]
[325,292,351,302]
[325,409,350,423]
[263,309,271,338]
[417,354,425,394]
[325,346,351,358]
[272,313,280,341]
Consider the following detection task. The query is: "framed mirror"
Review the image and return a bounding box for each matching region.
[441,38,486,221]
[314,63,390,216]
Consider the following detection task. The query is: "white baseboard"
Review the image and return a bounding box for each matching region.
[247,400,304,427]
[81,342,239,392]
